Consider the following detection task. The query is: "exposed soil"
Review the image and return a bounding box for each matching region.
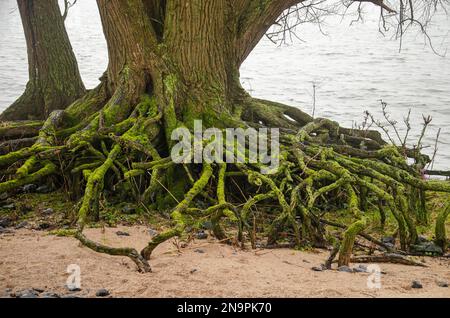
[0,226,449,298]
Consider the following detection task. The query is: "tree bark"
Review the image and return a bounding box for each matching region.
[0,0,85,121]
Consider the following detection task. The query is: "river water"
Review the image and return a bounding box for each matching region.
[1,0,449,169]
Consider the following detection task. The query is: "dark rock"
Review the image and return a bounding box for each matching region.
[418,236,429,243]
[302,260,311,264]
[32,287,45,293]
[190,269,198,274]
[37,223,51,230]
[437,281,448,288]
[36,185,52,194]
[412,281,423,289]
[148,229,158,237]
[0,217,11,227]
[121,205,136,215]
[411,242,443,255]
[0,193,8,201]
[194,249,205,254]
[337,266,353,273]
[353,267,367,273]
[196,231,208,240]
[311,266,324,272]
[1,204,15,210]
[382,237,395,245]
[201,221,213,230]
[66,285,81,292]
[15,221,28,229]
[116,231,130,237]
[96,288,110,297]
[22,184,37,193]
[42,208,54,215]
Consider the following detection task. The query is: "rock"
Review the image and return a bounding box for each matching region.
[42,208,54,215]
[96,288,110,297]
[116,231,130,237]
[411,242,443,255]
[382,236,395,245]
[61,295,81,298]
[15,221,28,229]
[311,266,324,272]
[353,265,368,273]
[1,203,15,210]
[36,185,52,194]
[22,184,37,193]
[201,221,213,230]
[37,223,51,230]
[337,266,353,273]
[0,193,8,201]
[66,285,81,292]
[194,249,205,254]
[42,293,60,298]
[32,287,45,293]
[418,236,429,243]
[148,229,158,237]
[196,230,208,240]
[411,281,423,289]
[190,269,198,274]
[15,289,39,298]
[437,281,448,288]
[0,217,11,227]
[121,205,136,215]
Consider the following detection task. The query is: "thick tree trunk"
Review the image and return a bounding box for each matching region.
[0,0,85,121]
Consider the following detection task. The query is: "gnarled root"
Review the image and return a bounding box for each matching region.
[2,90,450,272]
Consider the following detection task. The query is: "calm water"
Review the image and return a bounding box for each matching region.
[1,0,449,169]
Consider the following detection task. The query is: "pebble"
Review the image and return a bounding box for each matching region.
[382,237,395,245]
[411,281,423,289]
[37,223,51,230]
[0,217,12,228]
[437,281,448,288]
[14,289,40,298]
[311,266,324,272]
[353,264,368,273]
[201,221,213,230]
[36,185,52,194]
[148,229,158,237]
[96,288,110,297]
[66,285,82,292]
[0,193,8,201]
[190,269,198,274]
[196,231,208,240]
[116,231,130,237]
[337,266,353,273]
[42,208,54,215]
[194,249,205,254]
[15,221,28,229]
[22,184,37,193]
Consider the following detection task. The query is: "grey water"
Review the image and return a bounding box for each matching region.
[1,0,449,170]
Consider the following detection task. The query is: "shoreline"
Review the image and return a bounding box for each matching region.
[1,226,448,298]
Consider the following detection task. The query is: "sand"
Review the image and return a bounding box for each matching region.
[0,226,449,298]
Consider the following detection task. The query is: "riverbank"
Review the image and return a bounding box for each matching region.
[0,226,449,298]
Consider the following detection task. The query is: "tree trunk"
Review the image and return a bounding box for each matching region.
[0,0,85,121]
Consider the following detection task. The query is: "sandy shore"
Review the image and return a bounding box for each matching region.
[0,226,449,298]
